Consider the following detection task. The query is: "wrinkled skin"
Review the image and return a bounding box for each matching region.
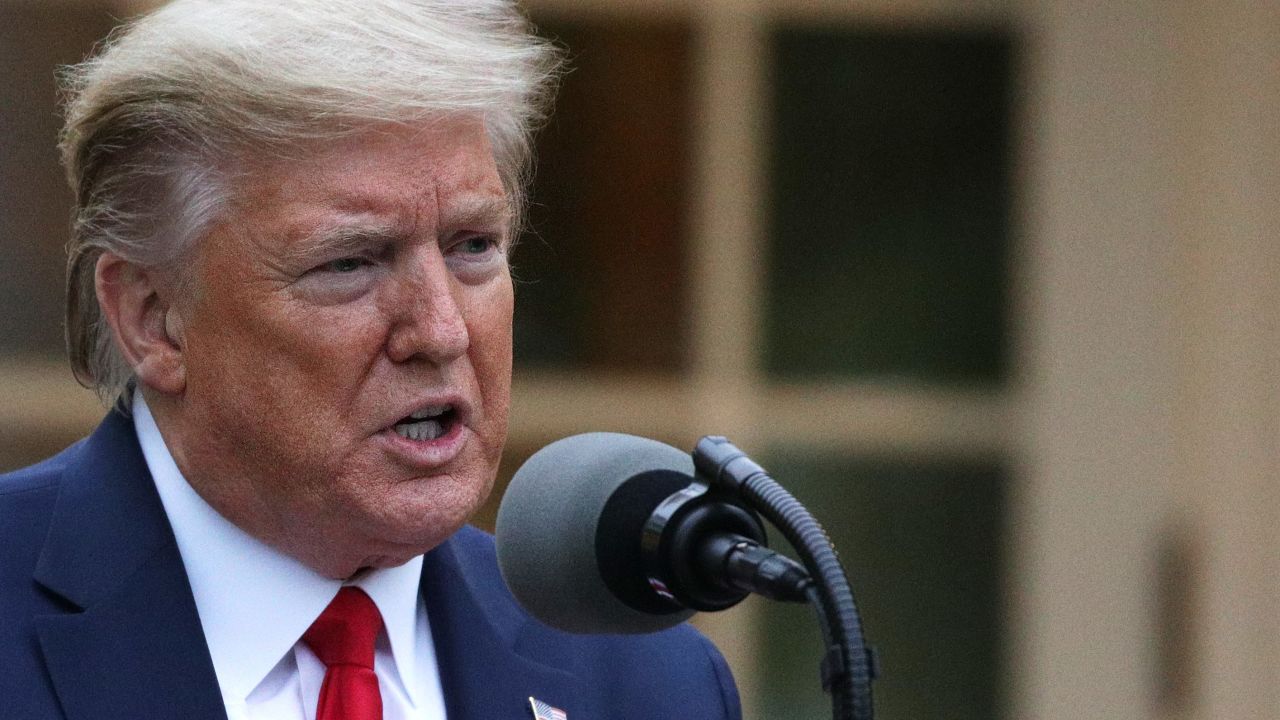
[122,119,513,578]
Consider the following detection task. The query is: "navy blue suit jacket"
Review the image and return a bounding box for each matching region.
[0,408,742,720]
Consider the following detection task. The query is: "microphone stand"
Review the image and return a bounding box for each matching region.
[693,437,877,720]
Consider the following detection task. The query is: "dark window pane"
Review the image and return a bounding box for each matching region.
[765,28,1013,383]
[515,17,694,372]
[757,452,1005,720]
[0,6,120,358]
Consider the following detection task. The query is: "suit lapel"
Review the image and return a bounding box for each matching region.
[423,535,586,720]
[33,409,226,720]
[31,410,581,720]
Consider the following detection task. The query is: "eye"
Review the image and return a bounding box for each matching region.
[320,256,371,273]
[455,236,497,256]
[444,234,505,282]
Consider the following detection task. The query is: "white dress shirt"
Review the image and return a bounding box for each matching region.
[134,393,449,720]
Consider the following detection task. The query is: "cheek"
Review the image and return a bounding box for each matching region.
[205,295,385,383]
[181,293,389,460]
[465,272,513,355]
[466,279,513,416]
[282,316,388,391]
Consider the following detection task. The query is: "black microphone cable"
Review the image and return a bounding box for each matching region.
[694,436,877,720]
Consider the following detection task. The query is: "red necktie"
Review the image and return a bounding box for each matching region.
[303,587,384,720]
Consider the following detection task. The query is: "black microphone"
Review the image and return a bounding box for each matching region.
[495,432,809,635]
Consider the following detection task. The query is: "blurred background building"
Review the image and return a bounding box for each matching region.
[2,0,1277,718]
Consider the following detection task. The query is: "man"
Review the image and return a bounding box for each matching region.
[0,2,742,719]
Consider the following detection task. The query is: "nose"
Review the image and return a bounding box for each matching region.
[384,247,469,365]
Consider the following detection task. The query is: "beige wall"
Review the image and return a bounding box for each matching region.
[1172,2,1280,717]
[1013,1,1280,718]
[1013,0,1181,716]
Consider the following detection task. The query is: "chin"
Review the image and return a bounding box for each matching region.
[386,478,492,536]
[366,508,469,555]
[322,539,433,579]
[360,553,421,571]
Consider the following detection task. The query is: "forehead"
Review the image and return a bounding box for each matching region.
[230,119,508,236]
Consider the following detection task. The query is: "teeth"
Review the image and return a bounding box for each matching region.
[394,419,444,441]
[410,404,450,420]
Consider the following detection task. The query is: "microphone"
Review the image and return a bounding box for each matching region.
[495,432,809,635]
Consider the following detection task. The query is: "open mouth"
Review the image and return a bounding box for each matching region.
[392,404,458,442]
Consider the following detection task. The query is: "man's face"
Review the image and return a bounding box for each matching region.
[162,119,513,577]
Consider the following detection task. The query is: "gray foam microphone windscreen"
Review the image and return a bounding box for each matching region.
[495,432,698,634]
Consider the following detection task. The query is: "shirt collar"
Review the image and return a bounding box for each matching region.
[133,392,425,709]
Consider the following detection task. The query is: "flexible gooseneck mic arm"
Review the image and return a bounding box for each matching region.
[693,436,877,720]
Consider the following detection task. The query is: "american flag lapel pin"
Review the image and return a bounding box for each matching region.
[528,696,568,720]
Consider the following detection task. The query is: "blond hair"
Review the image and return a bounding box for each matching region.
[61,0,561,403]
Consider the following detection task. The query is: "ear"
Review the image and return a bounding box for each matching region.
[95,253,187,395]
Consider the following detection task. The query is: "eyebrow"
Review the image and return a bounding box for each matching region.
[441,195,514,233]
[284,222,401,267]
[281,195,514,267]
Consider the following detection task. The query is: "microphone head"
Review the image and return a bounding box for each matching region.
[496,432,698,634]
